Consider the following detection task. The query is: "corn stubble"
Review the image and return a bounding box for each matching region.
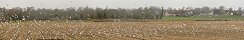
[0,21,244,40]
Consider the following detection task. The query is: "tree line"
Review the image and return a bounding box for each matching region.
[0,6,243,21]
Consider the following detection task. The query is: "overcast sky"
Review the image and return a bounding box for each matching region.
[0,0,243,9]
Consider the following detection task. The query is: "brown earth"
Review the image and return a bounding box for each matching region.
[0,21,244,40]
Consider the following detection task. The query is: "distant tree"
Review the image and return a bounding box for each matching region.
[201,6,211,15]
[219,6,226,15]
[212,8,220,15]
[192,8,201,15]
[160,7,165,18]
[234,7,243,16]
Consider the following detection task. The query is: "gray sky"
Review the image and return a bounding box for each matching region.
[0,0,243,9]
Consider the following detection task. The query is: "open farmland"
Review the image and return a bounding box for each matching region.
[0,21,244,40]
[162,15,244,21]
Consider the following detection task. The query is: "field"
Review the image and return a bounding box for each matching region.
[163,15,244,21]
[0,21,244,40]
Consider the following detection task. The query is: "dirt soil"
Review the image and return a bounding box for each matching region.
[0,21,244,40]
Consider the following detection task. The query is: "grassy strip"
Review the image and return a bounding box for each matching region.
[162,15,244,21]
